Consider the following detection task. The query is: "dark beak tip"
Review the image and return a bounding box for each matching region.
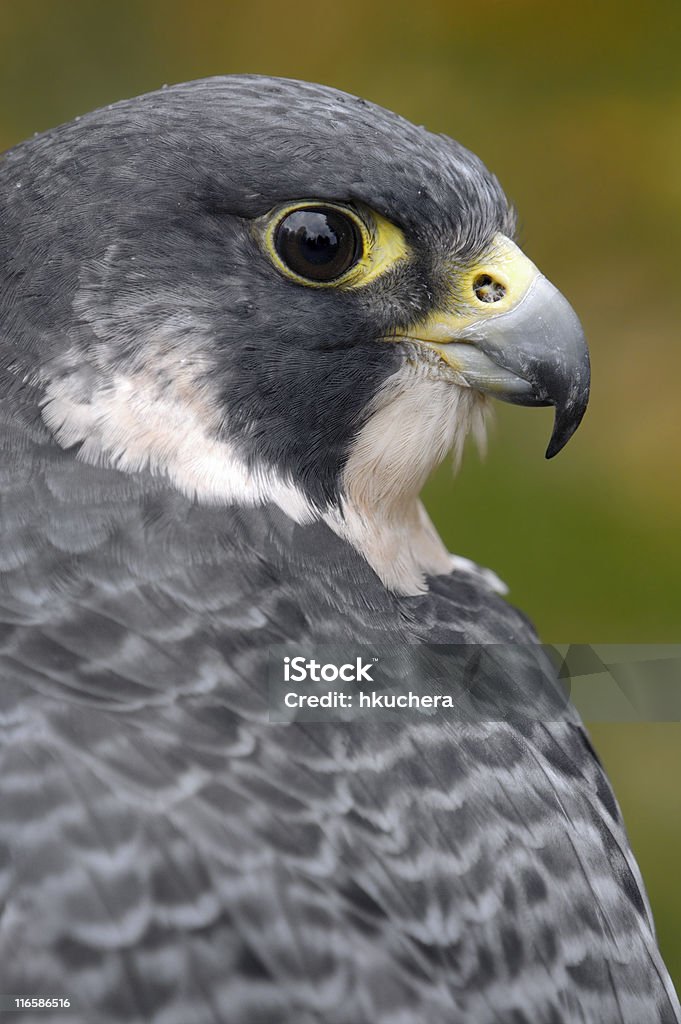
[544,398,589,459]
[545,439,564,460]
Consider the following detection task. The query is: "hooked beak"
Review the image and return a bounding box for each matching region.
[394,234,590,458]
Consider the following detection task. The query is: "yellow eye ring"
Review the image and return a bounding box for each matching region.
[259,200,409,290]
[262,201,370,288]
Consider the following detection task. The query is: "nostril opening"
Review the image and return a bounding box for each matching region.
[473,274,506,303]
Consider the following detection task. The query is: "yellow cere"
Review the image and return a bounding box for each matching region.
[259,200,409,289]
[403,233,541,341]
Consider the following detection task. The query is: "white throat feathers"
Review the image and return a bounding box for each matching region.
[41,324,488,596]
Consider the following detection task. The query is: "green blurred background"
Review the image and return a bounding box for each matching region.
[2,0,680,989]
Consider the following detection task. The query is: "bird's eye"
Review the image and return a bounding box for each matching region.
[260,201,407,289]
[273,206,363,284]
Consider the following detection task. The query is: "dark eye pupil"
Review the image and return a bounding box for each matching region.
[274,207,361,282]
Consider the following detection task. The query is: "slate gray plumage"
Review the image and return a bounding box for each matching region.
[0,76,678,1023]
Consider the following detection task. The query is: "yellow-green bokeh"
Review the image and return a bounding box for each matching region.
[2,0,680,988]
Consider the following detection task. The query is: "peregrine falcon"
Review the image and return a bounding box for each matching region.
[0,76,677,1023]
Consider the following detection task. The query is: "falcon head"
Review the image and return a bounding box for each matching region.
[1,76,589,593]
